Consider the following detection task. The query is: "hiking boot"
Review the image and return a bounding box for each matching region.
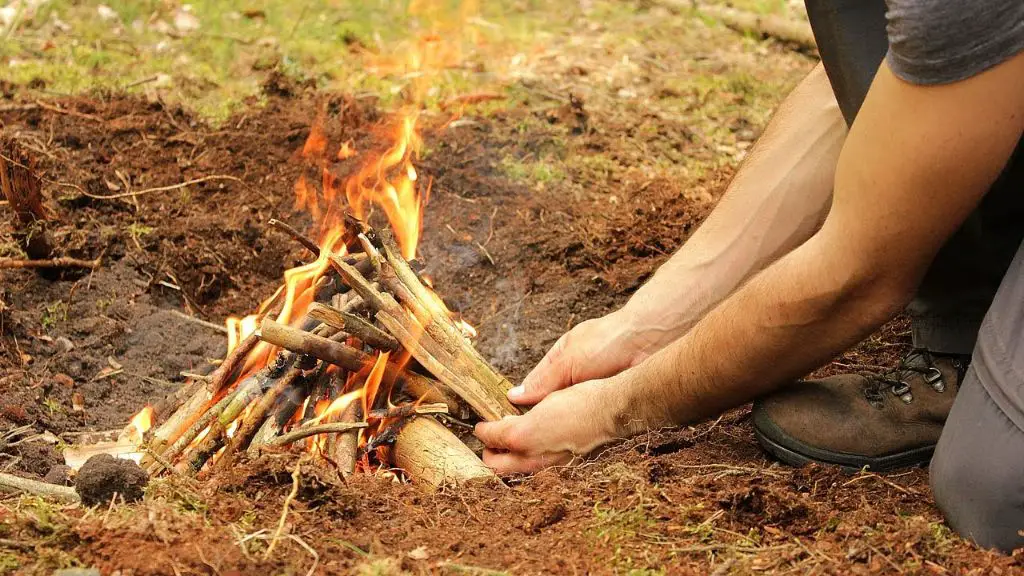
[752,350,969,472]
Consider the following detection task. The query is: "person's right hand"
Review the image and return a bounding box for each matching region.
[508,309,650,406]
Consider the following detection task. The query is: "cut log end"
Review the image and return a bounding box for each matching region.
[392,417,495,487]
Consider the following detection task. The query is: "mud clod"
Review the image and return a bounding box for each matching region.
[74,454,149,506]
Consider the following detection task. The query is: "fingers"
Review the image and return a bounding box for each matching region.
[482,449,571,475]
[473,416,521,451]
[510,334,574,405]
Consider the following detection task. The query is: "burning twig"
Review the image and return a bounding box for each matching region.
[328,401,362,476]
[211,364,304,473]
[306,302,399,351]
[0,472,80,502]
[268,218,321,258]
[256,317,463,415]
[368,402,448,421]
[268,422,368,448]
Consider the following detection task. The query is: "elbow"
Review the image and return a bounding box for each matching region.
[835,259,919,328]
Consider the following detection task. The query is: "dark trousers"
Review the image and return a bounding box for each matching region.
[806,0,1024,551]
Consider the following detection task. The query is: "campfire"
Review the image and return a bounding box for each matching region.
[60,106,519,487]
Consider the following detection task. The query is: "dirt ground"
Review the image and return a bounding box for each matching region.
[1,3,1023,576]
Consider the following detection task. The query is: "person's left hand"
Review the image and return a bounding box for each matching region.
[473,379,624,474]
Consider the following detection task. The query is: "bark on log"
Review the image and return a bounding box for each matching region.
[392,417,494,487]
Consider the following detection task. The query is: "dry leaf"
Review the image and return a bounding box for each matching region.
[407,546,429,560]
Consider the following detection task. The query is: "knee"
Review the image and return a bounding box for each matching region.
[930,432,1024,552]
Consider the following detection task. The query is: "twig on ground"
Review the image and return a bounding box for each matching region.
[0,472,80,502]
[33,100,104,122]
[0,257,100,270]
[264,460,301,560]
[842,471,918,495]
[77,175,242,200]
[170,310,229,334]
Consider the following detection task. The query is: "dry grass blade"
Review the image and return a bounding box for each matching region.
[78,175,242,200]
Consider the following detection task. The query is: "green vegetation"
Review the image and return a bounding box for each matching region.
[1,0,567,120]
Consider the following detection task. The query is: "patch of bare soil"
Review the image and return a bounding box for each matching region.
[0,81,1020,574]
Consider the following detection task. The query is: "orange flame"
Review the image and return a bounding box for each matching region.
[125,406,153,445]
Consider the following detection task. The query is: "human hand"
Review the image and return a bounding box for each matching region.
[475,378,623,474]
[509,310,647,406]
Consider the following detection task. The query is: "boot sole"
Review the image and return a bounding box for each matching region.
[753,407,935,473]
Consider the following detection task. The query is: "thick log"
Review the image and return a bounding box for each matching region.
[392,417,494,487]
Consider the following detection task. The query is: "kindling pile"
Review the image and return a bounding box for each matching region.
[101,215,519,487]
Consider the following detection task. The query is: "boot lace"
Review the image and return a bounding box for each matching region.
[863,349,949,407]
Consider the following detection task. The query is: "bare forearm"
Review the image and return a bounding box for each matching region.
[622,64,846,351]
[613,58,1024,434]
[615,231,902,432]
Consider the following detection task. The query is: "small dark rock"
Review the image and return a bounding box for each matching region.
[44,464,73,486]
[74,454,148,506]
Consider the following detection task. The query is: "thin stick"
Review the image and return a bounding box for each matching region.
[257,317,462,414]
[306,302,398,350]
[268,219,320,258]
[207,332,259,393]
[269,422,368,447]
[0,472,80,502]
[264,460,301,560]
[170,310,228,334]
[77,175,242,200]
[368,402,448,420]
[0,257,99,269]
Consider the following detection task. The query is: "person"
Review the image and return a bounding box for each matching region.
[474,0,1024,552]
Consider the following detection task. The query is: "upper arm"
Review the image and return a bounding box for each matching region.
[818,53,1024,296]
[885,0,1024,85]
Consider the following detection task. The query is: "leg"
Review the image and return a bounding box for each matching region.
[806,0,1024,356]
[930,240,1024,551]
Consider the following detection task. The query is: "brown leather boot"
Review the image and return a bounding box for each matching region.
[752,350,969,472]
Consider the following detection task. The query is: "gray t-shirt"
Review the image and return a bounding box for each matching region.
[885,0,1024,85]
